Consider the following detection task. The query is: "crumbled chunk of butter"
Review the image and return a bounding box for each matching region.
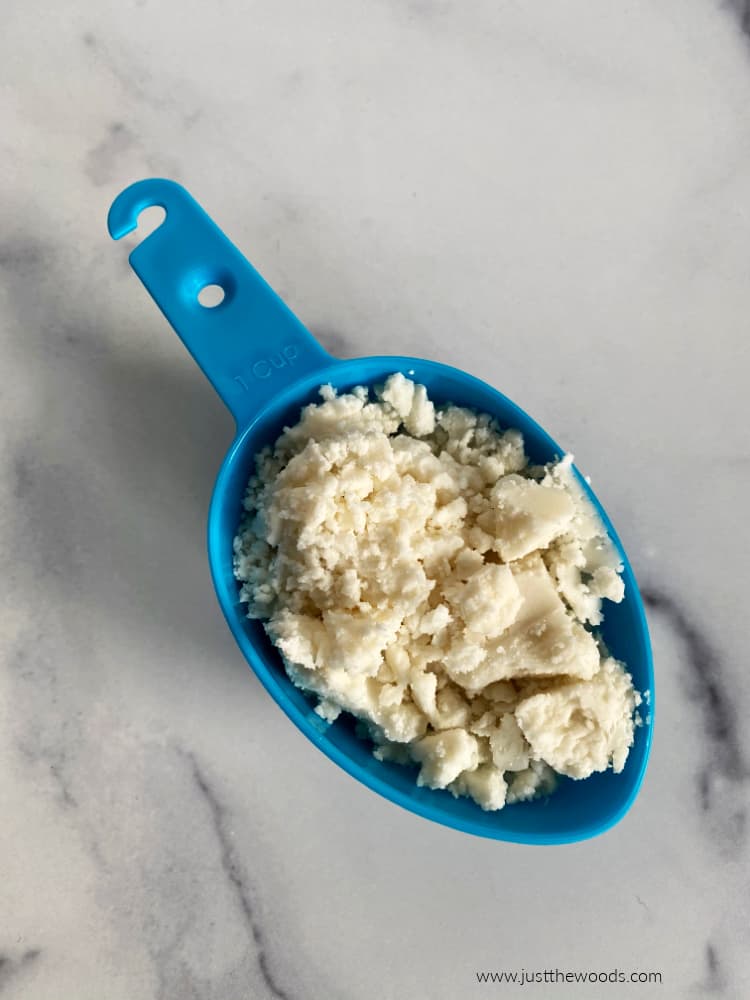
[454,563,522,638]
[450,556,600,689]
[489,714,531,772]
[515,658,640,779]
[405,384,436,437]
[413,729,480,788]
[234,374,636,812]
[505,760,558,803]
[484,474,575,561]
[380,370,415,418]
[450,764,508,811]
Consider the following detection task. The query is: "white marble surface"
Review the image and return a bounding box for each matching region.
[2,1,749,997]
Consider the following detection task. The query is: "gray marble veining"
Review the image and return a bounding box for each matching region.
[187,751,294,1000]
[2,1,750,998]
[643,590,747,837]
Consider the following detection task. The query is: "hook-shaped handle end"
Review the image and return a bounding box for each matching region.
[108,178,333,427]
[107,178,189,241]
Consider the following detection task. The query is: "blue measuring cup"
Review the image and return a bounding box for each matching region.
[108,179,653,844]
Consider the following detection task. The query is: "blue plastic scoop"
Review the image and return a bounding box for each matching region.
[108,178,653,844]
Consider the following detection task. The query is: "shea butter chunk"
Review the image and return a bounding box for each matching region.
[451,764,508,811]
[455,563,522,638]
[515,657,639,779]
[413,729,479,788]
[484,474,575,561]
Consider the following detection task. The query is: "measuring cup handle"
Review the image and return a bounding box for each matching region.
[107,179,332,427]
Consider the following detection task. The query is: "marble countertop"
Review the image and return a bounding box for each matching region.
[2,2,749,998]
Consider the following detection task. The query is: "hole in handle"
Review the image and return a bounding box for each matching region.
[136,204,167,238]
[120,205,167,254]
[197,283,226,308]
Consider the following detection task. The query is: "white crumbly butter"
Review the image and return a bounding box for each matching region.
[515,657,641,779]
[233,374,638,811]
